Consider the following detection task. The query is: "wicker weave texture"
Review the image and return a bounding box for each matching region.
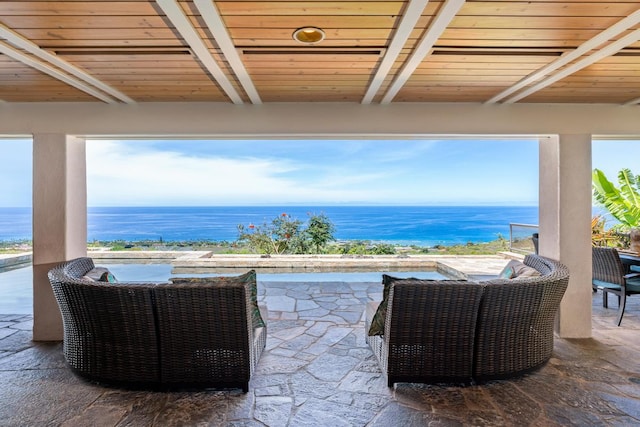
[154,282,262,390]
[48,258,161,386]
[592,246,626,286]
[474,255,569,380]
[48,257,266,392]
[366,254,569,386]
[386,281,482,385]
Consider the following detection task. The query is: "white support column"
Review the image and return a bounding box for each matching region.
[539,134,592,338]
[32,134,87,341]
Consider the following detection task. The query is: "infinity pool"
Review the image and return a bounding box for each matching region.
[0,261,451,314]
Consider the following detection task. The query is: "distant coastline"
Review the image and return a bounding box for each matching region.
[0,235,515,257]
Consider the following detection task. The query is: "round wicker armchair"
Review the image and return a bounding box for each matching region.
[365,254,569,386]
[48,257,266,392]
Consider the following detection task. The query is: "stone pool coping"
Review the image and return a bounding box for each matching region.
[1,250,522,278]
[89,250,521,279]
[0,253,33,269]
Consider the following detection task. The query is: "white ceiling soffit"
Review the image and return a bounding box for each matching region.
[361,0,430,104]
[0,40,117,103]
[0,24,133,104]
[155,0,244,104]
[194,0,261,104]
[380,0,466,104]
[486,10,640,104]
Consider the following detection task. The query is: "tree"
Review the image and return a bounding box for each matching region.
[304,213,335,253]
[237,213,304,254]
[236,212,335,254]
[593,168,640,230]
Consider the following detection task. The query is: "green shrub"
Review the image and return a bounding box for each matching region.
[236,212,335,255]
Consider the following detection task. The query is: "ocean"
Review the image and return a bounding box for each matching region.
[0,205,539,246]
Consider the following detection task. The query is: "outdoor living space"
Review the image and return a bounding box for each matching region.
[1,260,640,425]
[4,1,640,424]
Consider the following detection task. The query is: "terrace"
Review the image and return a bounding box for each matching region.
[3,253,637,423]
[3,0,633,341]
[1,0,640,423]
[1,260,640,424]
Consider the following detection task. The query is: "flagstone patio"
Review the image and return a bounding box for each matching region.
[1,276,640,426]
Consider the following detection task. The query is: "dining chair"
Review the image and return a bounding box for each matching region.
[592,246,640,326]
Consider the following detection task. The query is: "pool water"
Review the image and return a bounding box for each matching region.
[101,262,451,282]
[0,262,451,314]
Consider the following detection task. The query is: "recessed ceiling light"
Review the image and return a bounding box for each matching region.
[292,27,325,44]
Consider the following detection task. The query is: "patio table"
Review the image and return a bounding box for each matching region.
[618,250,640,273]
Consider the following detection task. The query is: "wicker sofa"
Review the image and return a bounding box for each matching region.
[48,257,266,392]
[365,254,569,386]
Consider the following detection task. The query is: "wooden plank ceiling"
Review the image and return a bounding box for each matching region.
[1,0,640,104]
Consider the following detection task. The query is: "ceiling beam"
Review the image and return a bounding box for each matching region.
[624,96,640,106]
[155,0,244,104]
[380,0,466,104]
[486,10,640,104]
[0,24,134,104]
[505,28,640,104]
[361,0,430,104]
[194,0,261,105]
[0,40,117,104]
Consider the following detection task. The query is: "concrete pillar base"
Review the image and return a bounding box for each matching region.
[32,262,63,341]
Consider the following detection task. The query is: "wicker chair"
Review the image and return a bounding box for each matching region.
[366,280,483,385]
[365,254,569,386]
[592,246,640,326]
[48,257,266,392]
[474,254,569,380]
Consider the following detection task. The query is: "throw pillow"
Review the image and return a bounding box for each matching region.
[98,271,118,283]
[84,267,118,282]
[513,263,542,278]
[170,270,265,329]
[368,274,422,336]
[498,260,519,279]
[498,260,542,279]
[367,274,394,336]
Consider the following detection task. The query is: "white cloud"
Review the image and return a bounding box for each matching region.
[86,140,382,206]
[5,137,640,208]
[85,138,546,206]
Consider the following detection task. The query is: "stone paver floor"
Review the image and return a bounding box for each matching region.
[1,279,640,426]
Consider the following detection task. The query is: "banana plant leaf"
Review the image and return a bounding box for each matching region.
[593,168,640,228]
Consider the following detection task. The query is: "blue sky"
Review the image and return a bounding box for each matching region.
[0,138,638,207]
